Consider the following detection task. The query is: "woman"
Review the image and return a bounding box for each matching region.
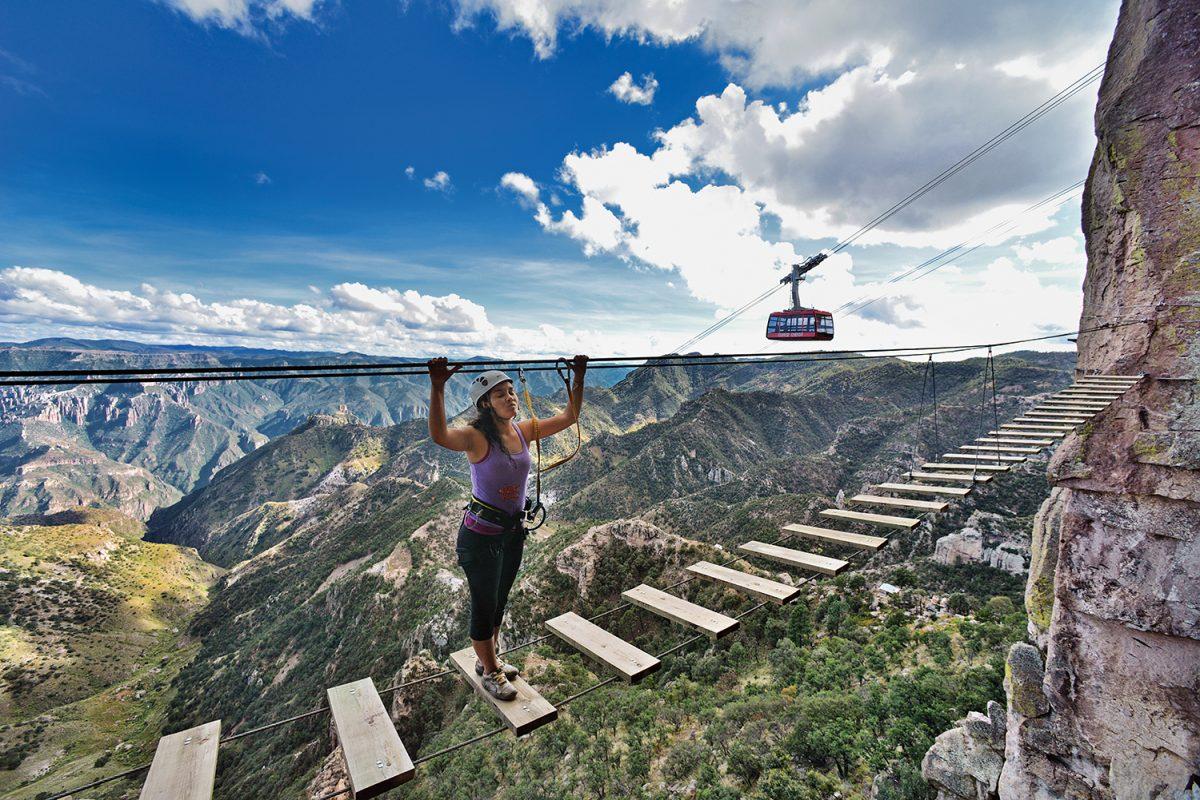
[427,355,587,701]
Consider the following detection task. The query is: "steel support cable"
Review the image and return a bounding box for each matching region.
[679,64,1102,351]
[0,321,1151,389]
[830,64,1104,254]
[836,180,1087,319]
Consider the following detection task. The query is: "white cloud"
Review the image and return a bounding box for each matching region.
[453,0,1116,90]
[0,266,649,358]
[1014,235,1084,266]
[404,165,416,179]
[499,172,540,204]
[156,0,321,33]
[423,171,453,192]
[608,72,658,105]
[254,171,272,185]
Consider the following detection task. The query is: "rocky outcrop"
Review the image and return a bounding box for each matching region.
[554,518,703,599]
[929,2,1200,797]
[923,701,1007,800]
[934,511,1029,575]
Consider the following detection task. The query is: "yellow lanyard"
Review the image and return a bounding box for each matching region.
[518,362,582,504]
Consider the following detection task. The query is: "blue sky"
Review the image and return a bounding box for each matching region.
[0,0,1121,357]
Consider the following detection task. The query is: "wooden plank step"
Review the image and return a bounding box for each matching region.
[687,560,803,604]
[1040,401,1108,408]
[621,584,739,640]
[959,444,1041,454]
[1012,418,1080,427]
[1059,389,1122,395]
[1022,413,1089,422]
[991,429,1063,438]
[1076,380,1136,387]
[819,508,922,530]
[944,453,1027,462]
[738,541,849,575]
[849,493,949,512]
[545,612,661,683]
[923,462,1009,472]
[139,721,221,800]
[449,647,557,736]
[782,522,888,550]
[327,678,414,799]
[906,470,993,483]
[975,436,1054,446]
[876,482,971,497]
[1055,392,1116,398]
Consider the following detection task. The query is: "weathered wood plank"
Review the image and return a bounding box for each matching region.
[1011,418,1080,427]
[738,541,849,575]
[139,721,221,800]
[922,462,1010,472]
[876,482,972,497]
[906,471,993,483]
[327,678,414,799]
[990,429,1063,438]
[959,444,1041,454]
[848,493,949,512]
[449,648,557,736]
[687,560,803,604]
[1022,414,1089,422]
[545,612,660,683]
[782,522,889,550]
[975,436,1054,446]
[1039,401,1108,408]
[621,584,739,640]
[944,452,1027,462]
[819,508,922,529]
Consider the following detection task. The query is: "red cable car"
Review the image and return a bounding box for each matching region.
[766,253,835,341]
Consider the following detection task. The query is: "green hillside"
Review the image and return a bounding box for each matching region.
[0,509,221,799]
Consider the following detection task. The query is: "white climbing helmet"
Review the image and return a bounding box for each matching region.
[469,370,514,407]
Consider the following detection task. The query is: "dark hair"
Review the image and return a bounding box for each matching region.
[470,399,513,460]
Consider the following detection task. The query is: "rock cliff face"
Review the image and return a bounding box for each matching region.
[930,2,1200,797]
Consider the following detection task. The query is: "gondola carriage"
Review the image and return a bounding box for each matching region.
[766,253,835,341]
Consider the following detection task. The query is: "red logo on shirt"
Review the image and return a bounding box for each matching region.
[498,484,521,501]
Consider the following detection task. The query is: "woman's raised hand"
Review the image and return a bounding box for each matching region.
[570,354,588,381]
[427,357,461,388]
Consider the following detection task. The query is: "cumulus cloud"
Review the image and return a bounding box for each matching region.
[499,172,540,204]
[608,72,658,105]
[156,0,321,33]
[423,171,453,192]
[453,0,1115,90]
[404,165,416,179]
[0,266,647,358]
[254,171,272,185]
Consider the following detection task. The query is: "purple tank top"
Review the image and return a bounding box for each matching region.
[464,422,532,534]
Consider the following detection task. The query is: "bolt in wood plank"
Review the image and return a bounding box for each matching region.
[959,444,1041,454]
[449,647,557,736]
[782,522,888,550]
[687,560,803,604]
[876,482,971,497]
[739,541,849,575]
[545,612,661,683]
[944,453,1026,462]
[849,493,949,512]
[621,584,739,640]
[906,471,993,483]
[327,678,414,799]
[923,462,1009,472]
[976,436,1054,446]
[139,721,221,800]
[819,508,922,529]
[992,429,1063,439]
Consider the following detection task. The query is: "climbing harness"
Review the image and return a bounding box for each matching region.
[517,359,583,530]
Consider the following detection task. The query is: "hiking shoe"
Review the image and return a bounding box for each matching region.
[482,669,518,701]
[475,659,519,679]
